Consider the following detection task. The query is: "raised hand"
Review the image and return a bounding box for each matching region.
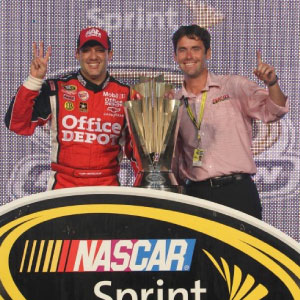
[253,50,277,86]
[30,41,51,79]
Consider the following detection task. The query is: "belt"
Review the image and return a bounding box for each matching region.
[51,163,118,178]
[186,173,250,188]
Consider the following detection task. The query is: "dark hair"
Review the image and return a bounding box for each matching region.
[76,38,112,51]
[172,25,211,53]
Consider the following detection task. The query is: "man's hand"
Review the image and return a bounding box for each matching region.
[253,50,277,86]
[253,50,287,107]
[30,42,51,79]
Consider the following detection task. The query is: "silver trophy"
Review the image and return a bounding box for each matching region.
[124,75,181,192]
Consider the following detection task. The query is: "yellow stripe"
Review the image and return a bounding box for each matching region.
[19,240,29,273]
[230,265,242,299]
[42,240,54,272]
[50,240,63,272]
[35,240,45,272]
[221,257,232,294]
[27,240,37,272]
[242,284,268,299]
[233,274,255,300]
[202,249,225,279]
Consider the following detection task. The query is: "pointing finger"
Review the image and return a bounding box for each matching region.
[256,50,262,66]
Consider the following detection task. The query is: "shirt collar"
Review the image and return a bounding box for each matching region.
[179,71,220,98]
[77,71,110,92]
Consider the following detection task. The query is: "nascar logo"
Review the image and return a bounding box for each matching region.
[20,239,195,272]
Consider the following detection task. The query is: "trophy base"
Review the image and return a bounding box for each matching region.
[134,171,182,193]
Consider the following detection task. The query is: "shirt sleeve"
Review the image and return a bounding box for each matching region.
[232,76,288,123]
[5,79,52,135]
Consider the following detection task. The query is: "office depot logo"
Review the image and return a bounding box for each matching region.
[20,239,195,272]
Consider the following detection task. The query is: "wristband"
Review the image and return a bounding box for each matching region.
[265,75,278,87]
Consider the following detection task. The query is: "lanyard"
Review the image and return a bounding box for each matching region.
[183,91,207,131]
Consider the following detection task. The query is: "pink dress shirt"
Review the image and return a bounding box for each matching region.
[172,72,288,183]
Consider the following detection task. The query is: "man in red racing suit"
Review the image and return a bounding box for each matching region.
[5,27,137,189]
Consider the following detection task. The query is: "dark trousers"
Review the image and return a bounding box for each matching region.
[185,175,262,219]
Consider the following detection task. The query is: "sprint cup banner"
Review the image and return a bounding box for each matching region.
[0,187,299,300]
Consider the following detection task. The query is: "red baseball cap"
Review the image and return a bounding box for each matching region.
[77,27,110,50]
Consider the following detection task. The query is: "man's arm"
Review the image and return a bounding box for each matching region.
[253,50,287,107]
[5,42,52,135]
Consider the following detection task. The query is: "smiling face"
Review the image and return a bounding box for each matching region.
[76,43,113,85]
[174,36,211,80]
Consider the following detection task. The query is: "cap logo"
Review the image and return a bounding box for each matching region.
[85,28,102,39]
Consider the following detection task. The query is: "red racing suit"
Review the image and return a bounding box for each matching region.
[5,71,137,189]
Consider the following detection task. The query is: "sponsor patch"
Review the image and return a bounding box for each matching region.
[62,85,77,94]
[63,94,76,101]
[104,98,123,107]
[78,91,89,101]
[107,107,121,113]
[79,102,88,112]
[64,101,74,111]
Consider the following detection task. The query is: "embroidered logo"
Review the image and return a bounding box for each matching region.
[78,91,89,101]
[64,101,74,111]
[212,94,230,104]
[63,94,76,101]
[62,85,77,95]
[86,28,102,39]
[107,107,121,113]
[79,102,88,112]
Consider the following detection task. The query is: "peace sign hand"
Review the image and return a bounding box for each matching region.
[30,41,51,79]
[253,50,277,86]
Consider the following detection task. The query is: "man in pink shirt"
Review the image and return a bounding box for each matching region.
[172,25,288,219]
